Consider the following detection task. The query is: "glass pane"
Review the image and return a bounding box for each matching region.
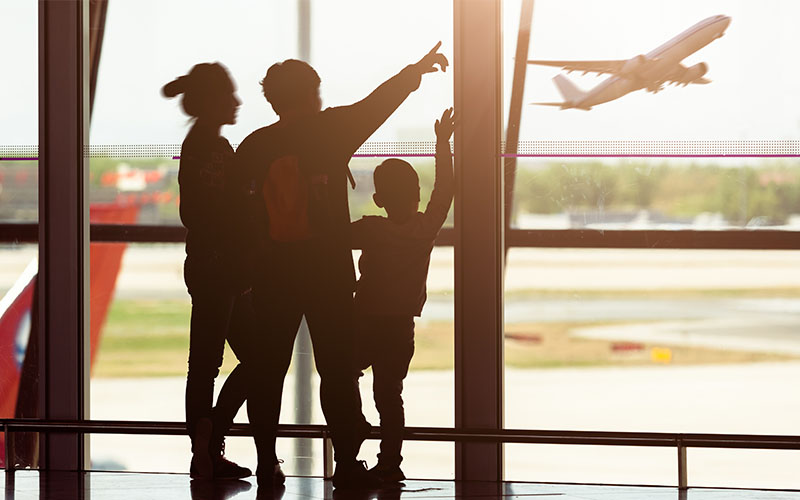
[89,0,454,476]
[0,244,39,470]
[0,2,37,148]
[688,449,800,489]
[0,0,38,472]
[505,444,675,486]
[503,248,800,486]
[0,162,38,223]
[510,158,800,231]
[0,0,38,222]
[503,0,800,488]
[503,0,800,141]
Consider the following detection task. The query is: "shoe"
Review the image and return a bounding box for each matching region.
[213,455,252,480]
[211,439,251,479]
[189,417,214,479]
[369,462,406,484]
[256,459,286,487]
[331,460,383,489]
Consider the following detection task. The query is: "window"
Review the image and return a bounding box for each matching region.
[502,0,800,488]
[89,0,455,477]
[0,0,39,471]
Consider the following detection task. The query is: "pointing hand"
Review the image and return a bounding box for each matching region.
[415,41,449,74]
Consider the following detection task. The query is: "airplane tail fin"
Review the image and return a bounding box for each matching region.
[553,74,586,103]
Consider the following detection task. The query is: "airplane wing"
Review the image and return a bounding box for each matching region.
[528,59,627,76]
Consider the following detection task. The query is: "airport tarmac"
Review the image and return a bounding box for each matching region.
[89,361,800,489]
[4,245,800,351]
[4,245,800,298]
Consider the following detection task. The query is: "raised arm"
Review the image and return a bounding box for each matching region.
[326,42,449,156]
[420,108,455,236]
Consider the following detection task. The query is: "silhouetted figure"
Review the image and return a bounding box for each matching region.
[235,43,448,489]
[351,108,455,483]
[163,62,251,480]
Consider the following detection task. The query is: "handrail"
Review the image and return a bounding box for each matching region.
[3,223,800,249]
[3,419,799,449]
[4,418,800,487]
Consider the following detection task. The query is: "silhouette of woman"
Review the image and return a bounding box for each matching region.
[163,62,251,480]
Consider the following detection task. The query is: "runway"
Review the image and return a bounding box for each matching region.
[90,362,800,489]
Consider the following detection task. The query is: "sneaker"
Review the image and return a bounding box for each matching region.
[213,454,252,480]
[189,417,213,479]
[370,463,406,484]
[331,460,383,489]
[210,439,251,479]
[256,459,286,487]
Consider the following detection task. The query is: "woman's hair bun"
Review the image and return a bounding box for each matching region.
[162,75,188,98]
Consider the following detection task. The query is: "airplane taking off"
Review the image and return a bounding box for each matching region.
[529,15,731,110]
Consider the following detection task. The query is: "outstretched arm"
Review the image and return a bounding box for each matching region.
[326,42,449,156]
[420,108,455,236]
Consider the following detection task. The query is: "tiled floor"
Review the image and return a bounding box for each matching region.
[4,471,800,500]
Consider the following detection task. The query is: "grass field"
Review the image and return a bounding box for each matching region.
[91,299,795,378]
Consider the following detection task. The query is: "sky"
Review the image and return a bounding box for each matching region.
[510,0,800,141]
[2,0,799,146]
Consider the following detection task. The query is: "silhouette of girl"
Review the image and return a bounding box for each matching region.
[163,63,251,480]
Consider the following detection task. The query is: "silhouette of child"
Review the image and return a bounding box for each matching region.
[351,108,455,483]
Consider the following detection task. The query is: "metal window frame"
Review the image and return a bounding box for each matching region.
[36,0,90,472]
[3,224,800,250]
[454,0,505,482]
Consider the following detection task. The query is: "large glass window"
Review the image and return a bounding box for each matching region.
[0,0,38,224]
[510,158,800,231]
[504,0,800,142]
[0,0,39,471]
[502,0,800,489]
[88,0,454,477]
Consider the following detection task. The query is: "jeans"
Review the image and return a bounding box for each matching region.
[185,289,235,453]
[245,249,368,471]
[185,261,253,454]
[209,293,256,451]
[356,315,415,468]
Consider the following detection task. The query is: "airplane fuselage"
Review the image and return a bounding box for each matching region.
[570,15,730,110]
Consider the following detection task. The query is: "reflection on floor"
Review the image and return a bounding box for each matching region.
[4,471,800,500]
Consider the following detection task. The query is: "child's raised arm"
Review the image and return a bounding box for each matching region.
[421,108,455,235]
[434,107,455,144]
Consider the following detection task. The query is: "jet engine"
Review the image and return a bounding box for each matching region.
[681,62,708,83]
[621,54,648,77]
